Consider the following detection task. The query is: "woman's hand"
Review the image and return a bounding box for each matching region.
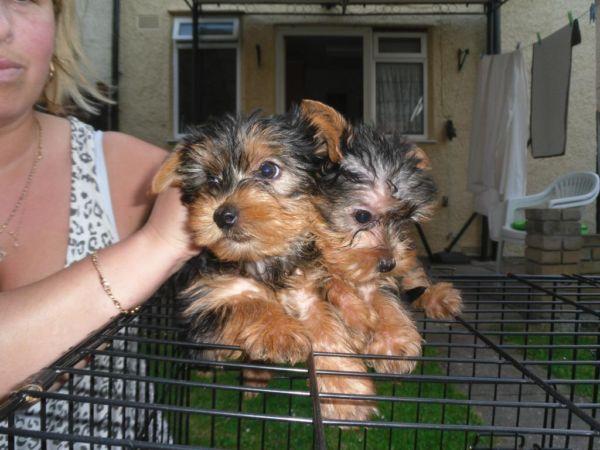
[139,187,200,268]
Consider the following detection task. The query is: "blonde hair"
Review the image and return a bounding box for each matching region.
[40,0,113,115]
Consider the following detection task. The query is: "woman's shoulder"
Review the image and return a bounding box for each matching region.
[102,131,168,201]
[40,113,169,165]
[101,132,168,237]
[102,131,168,169]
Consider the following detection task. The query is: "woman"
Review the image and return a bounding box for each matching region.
[0,0,197,445]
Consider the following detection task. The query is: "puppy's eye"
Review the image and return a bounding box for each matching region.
[206,175,221,187]
[354,209,373,224]
[258,161,280,179]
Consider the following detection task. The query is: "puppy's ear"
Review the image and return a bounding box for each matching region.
[152,149,183,194]
[299,99,348,163]
[406,146,431,171]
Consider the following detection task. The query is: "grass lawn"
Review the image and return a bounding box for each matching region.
[501,327,600,399]
[184,348,489,449]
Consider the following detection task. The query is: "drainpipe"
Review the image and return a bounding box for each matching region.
[486,0,501,55]
[192,0,200,125]
[110,0,120,131]
[480,0,501,260]
[596,0,600,233]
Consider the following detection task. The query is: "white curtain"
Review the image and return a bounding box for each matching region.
[467,50,529,241]
[376,62,424,135]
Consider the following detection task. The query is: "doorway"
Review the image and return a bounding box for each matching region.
[277,28,371,121]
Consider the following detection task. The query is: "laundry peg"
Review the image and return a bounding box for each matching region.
[568,11,574,26]
[536,32,542,45]
[515,42,521,50]
[590,2,597,23]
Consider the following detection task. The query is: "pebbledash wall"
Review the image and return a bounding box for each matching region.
[76,0,113,88]
[82,0,597,257]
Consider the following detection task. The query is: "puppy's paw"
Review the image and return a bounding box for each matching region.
[366,330,422,374]
[240,321,311,365]
[242,368,272,399]
[413,282,463,319]
[321,399,379,422]
[318,365,378,422]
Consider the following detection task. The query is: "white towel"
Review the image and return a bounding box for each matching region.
[467,50,529,241]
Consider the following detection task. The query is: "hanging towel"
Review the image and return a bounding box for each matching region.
[467,50,529,241]
[531,20,581,158]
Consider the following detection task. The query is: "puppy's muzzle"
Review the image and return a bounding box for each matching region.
[378,258,396,273]
[213,204,239,229]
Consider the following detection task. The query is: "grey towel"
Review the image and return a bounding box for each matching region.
[531,20,581,158]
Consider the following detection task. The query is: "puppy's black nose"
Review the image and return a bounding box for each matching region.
[378,258,396,273]
[213,204,238,229]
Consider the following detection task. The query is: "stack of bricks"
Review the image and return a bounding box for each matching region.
[524,208,583,275]
[580,235,600,274]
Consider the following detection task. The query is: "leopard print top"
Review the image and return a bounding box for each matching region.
[66,116,118,266]
[0,118,169,449]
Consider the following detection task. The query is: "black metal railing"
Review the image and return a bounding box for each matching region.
[1,275,599,449]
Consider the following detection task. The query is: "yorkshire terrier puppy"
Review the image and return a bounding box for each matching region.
[152,110,376,421]
[299,100,462,373]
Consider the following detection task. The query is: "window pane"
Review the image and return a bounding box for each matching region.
[376,62,424,135]
[378,37,421,54]
[199,22,235,36]
[179,22,193,38]
[178,21,235,39]
[178,47,236,133]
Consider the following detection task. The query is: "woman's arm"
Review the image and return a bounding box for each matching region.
[0,187,197,399]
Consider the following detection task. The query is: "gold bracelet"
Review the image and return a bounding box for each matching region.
[90,251,141,315]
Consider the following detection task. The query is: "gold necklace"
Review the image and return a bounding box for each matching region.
[0,118,44,262]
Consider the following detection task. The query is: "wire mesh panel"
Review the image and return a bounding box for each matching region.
[440,274,600,450]
[1,275,600,449]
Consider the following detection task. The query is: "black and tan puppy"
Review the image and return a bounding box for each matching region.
[152,110,377,421]
[300,100,462,373]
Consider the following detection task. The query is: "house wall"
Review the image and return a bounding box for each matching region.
[76,0,113,85]
[117,3,486,254]
[118,0,175,144]
[110,0,597,255]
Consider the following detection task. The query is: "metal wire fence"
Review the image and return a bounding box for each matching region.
[1,274,600,449]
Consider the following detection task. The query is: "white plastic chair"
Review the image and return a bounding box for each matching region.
[496,171,600,272]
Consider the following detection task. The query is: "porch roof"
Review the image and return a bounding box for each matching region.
[191,0,501,5]
[185,0,510,15]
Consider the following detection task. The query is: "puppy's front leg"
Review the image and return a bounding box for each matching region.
[305,301,378,421]
[182,275,311,364]
[279,273,377,421]
[394,246,462,319]
[365,288,422,374]
[324,276,378,346]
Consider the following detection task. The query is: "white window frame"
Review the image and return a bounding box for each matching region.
[371,32,428,140]
[275,28,429,141]
[172,18,241,140]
